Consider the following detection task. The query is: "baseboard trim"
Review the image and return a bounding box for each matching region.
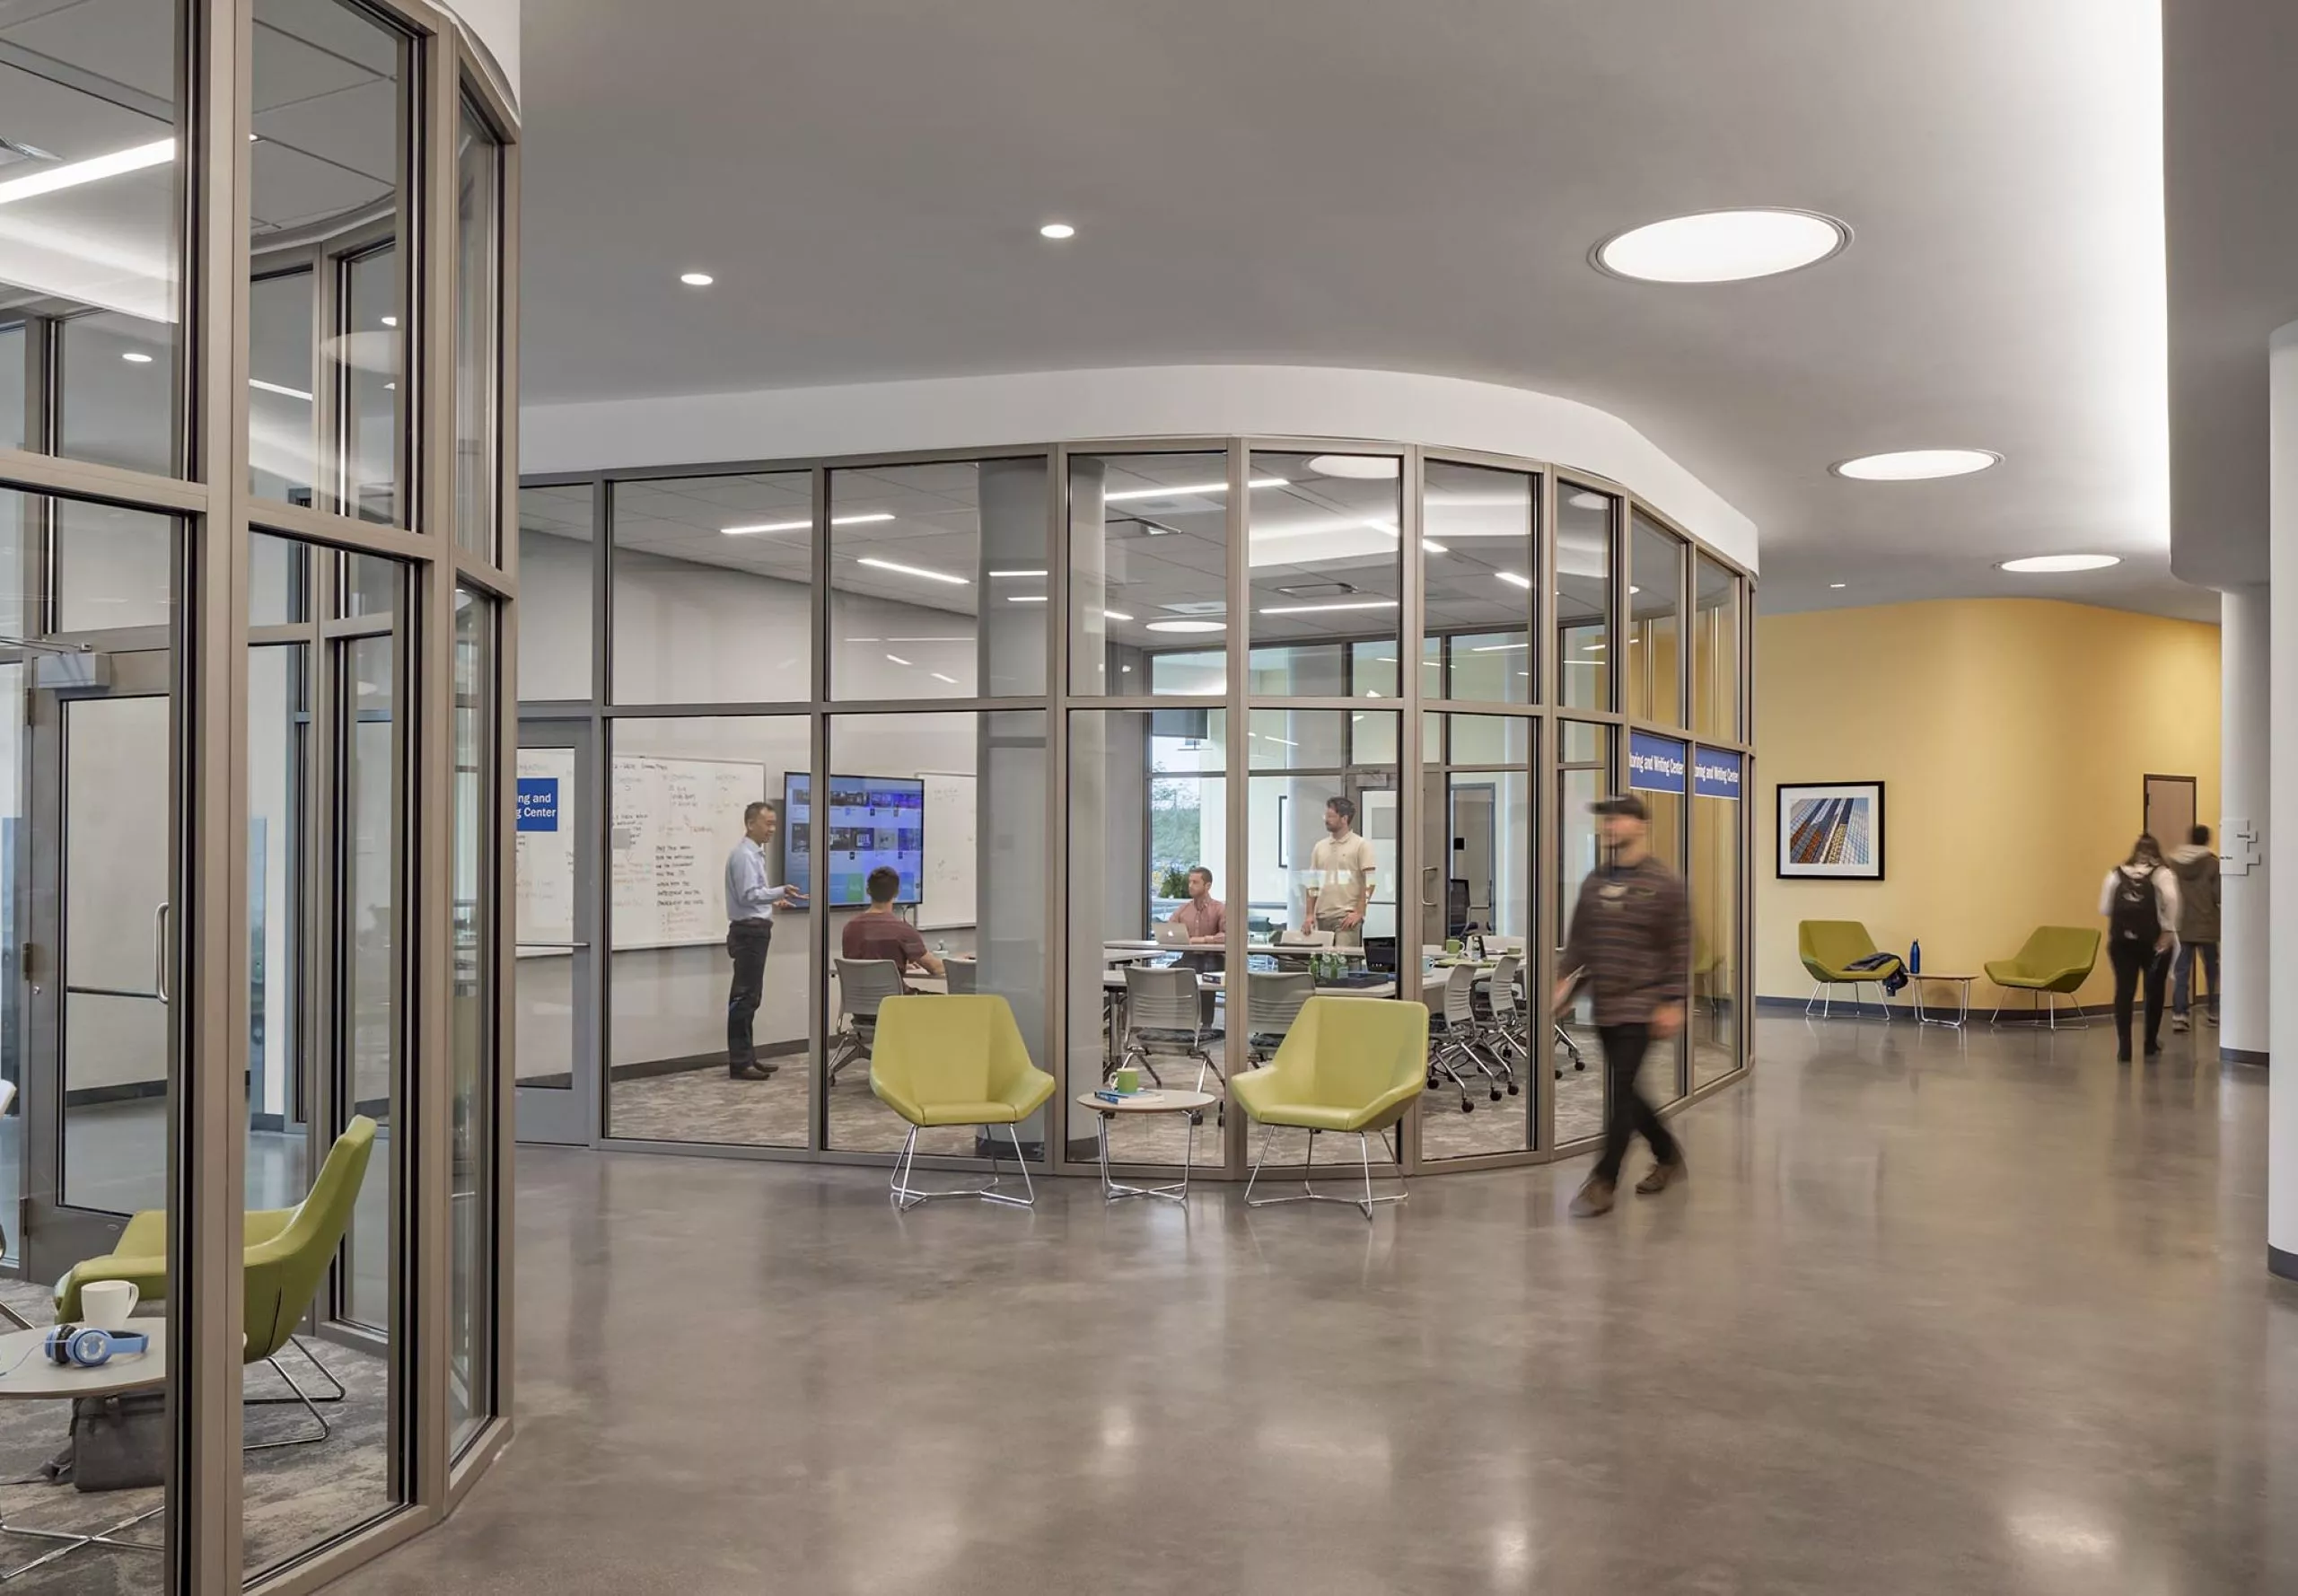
[2221,1047,2268,1066]
[518,1039,810,1092]
[2271,1245,2298,1283]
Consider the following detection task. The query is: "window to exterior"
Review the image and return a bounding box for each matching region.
[1070,451,1230,696]
[1557,485,1614,710]
[1424,461,1535,704]
[1629,511,1686,726]
[611,473,811,705]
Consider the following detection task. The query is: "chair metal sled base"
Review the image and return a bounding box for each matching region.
[244,1336,346,1452]
[1244,1123,1406,1220]
[1805,979,1895,1022]
[888,1122,1036,1210]
[1989,988,2089,1030]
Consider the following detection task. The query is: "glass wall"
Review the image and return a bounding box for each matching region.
[4,0,517,1584]
[522,438,1750,1187]
[1692,748,1743,1088]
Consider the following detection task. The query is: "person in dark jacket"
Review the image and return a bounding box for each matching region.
[1555,794,1689,1217]
[2165,824,2220,1033]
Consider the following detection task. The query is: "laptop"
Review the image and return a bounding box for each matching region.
[1151,921,1192,948]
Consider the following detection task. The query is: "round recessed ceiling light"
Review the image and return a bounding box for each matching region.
[1832,448,2000,480]
[119,351,153,364]
[679,271,714,287]
[1039,222,1075,240]
[1145,618,1226,634]
[1998,554,2120,574]
[1593,208,1849,284]
[1306,454,1400,480]
[1567,491,1610,511]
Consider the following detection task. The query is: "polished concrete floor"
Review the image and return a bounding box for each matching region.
[335,1013,2298,1595]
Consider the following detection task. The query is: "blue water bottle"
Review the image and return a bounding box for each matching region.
[1909,940,1922,975]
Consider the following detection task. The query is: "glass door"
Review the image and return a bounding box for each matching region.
[514,719,594,1143]
[21,646,175,1279]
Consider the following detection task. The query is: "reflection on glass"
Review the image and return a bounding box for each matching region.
[1694,554,1741,741]
[1066,707,1228,1167]
[1641,754,1688,1107]
[611,473,810,704]
[450,589,496,1451]
[248,641,305,1219]
[1248,452,1401,676]
[1555,725,1612,1144]
[1692,751,1741,1087]
[1242,709,1396,945]
[454,99,503,558]
[830,459,1048,700]
[344,619,399,1336]
[250,270,316,502]
[1630,512,1686,726]
[1425,462,1535,703]
[252,0,409,521]
[1557,484,1613,710]
[521,485,596,700]
[2,0,184,478]
[608,715,811,1147]
[1069,452,1229,695]
[1421,713,1534,1159]
[250,530,310,626]
[1,323,23,448]
[826,711,1048,1156]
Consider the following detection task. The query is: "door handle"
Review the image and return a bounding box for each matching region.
[153,902,170,1005]
[514,941,592,951]
[1420,864,1439,908]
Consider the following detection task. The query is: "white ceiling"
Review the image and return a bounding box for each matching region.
[513,0,2205,620]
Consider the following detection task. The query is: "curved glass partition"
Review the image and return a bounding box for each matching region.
[519,441,1751,1179]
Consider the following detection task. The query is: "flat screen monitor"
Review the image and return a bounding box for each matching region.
[783,774,925,908]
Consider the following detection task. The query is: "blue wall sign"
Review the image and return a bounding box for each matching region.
[1627,732,1687,794]
[516,776,560,832]
[1693,748,1743,801]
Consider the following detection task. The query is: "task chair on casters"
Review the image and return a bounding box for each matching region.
[1798,920,1903,1022]
[57,1115,377,1451]
[1242,969,1313,1066]
[1232,996,1428,1220]
[1985,926,2101,1030]
[828,957,906,1083]
[1118,965,1223,1095]
[1425,966,1507,1111]
[869,995,1057,1211]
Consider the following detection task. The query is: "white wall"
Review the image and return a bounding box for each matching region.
[521,364,1760,573]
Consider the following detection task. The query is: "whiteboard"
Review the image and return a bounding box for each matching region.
[610,755,768,950]
[918,771,976,931]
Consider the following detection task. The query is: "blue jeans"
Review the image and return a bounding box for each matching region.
[2171,941,2218,1017]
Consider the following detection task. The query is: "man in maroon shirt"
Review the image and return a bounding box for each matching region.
[1166,866,1225,943]
[841,865,946,977]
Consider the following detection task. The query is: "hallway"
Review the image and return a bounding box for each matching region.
[335,1016,2297,1595]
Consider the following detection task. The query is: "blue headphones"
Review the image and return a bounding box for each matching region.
[45,1325,149,1368]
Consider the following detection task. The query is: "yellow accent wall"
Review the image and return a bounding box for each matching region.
[1755,598,2221,1007]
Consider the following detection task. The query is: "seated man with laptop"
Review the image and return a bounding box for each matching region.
[1162,864,1225,1025]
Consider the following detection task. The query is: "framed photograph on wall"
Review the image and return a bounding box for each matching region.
[1776,781,1886,880]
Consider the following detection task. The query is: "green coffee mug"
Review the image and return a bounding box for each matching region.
[1113,1065,1140,1094]
[1444,938,1462,957]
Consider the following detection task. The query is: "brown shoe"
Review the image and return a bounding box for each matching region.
[1636,1155,1686,1195]
[1568,1177,1616,1217]
[728,1062,776,1082]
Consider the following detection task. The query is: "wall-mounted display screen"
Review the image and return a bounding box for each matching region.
[784,774,925,907]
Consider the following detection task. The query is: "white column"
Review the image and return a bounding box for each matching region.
[2221,585,2269,1062]
[2267,322,2298,1280]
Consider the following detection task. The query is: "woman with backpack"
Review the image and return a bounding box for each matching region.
[2100,833,2181,1062]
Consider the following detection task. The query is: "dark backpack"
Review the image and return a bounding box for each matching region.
[2109,867,2160,944]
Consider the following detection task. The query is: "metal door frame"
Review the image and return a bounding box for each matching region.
[513,716,595,1144]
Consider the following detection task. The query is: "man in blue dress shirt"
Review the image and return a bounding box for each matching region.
[725,801,802,1080]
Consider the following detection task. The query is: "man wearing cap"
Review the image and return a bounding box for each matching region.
[1555,793,1689,1216]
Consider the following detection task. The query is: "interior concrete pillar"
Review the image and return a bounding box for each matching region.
[2221,584,2269,1064]
[2267,321,2298,1280]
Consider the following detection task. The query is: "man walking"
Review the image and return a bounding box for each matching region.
[725,800,802,1080]
[1555,794,1688,1216]
[2167,823,2221,1034]
[1302,795,1377,948]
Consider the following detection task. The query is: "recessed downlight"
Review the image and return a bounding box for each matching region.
[1039,222,1075,240]
[1306,454,1400,480]
[1145,618,1225,634]
[1567,491,1610,512]
[679,271,714,287]
[1829,582,1847,590]
[119,351,153,364]
[1998,554,2120,574]
[1594,208,1849,284]
[1833,449,2000,481]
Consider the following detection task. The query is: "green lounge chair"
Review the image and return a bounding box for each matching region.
[1985,926,2101,1030]
[1799,920,1904,1022]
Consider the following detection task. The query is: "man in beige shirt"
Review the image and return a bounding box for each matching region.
[1302,794,1377,948]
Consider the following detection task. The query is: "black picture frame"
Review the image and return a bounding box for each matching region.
[1776,781,1886,881]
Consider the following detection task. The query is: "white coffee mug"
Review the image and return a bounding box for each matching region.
[79,1280,139,1331]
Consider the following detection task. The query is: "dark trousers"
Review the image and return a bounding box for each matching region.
[1592,1022,1680,1185]
[2171,941,2218,1016]
[726,919,773,1070]
[2109,939,2167,1054]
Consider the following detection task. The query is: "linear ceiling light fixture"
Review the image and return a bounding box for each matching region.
[1998,554,2120,574]
[723,513,895,535]
[250,377,312,400]
[1145,618,1226,634]
[856,557,968,586]
[1102,477,1287,502]
[1257,600,1399,616]
[1494,572,1533,590]
[1593,208,1850,283]
[0,137,173,206]
[1832,449,2000,480]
